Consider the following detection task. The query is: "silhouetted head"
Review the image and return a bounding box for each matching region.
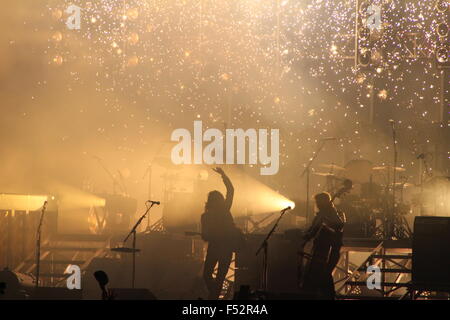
[94,270,109,287]
[205,190,225,212]
[314,192,332,211]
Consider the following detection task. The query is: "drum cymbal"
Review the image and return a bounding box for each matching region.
[319,164,346,171]
[394,182,414,188]
[312,172,337,177]
[380,182,414,189]
[372,166,406,172]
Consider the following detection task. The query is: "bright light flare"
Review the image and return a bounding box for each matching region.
[46,181,106,209]
[0,194,48,211]
[223,171,296,215]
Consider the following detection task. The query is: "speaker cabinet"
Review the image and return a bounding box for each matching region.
[30,287,82,300]
[413,216,450,290]
[109,288,157,300]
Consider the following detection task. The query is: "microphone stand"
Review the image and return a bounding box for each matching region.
[141,164,154,231]
[123,201,157,288]
[35,201,48,288]
[255,206,291,292]
[300,140,329,223]
[390,121,397,239]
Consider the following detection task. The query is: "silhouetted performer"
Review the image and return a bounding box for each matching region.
[201,167,238,300]
[301,192,346,299]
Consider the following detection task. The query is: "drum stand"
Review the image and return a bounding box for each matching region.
[300,139,331,222]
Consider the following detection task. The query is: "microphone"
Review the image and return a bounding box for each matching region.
[146,200,161,205]
[416,153,425,159]
[282,206,292,212]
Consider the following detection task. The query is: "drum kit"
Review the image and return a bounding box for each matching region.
[312,160,413,239]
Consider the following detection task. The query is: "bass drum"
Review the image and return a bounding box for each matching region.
[337,201,376,238]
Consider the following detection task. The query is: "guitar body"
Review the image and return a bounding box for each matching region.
[297,238,313,288]
[300,227,335,293]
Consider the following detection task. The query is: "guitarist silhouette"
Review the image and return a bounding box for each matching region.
[300,180,352,299]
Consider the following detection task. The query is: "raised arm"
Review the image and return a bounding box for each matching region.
[212,167,234,212]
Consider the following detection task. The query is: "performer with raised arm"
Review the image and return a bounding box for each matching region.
[201,167,242,300]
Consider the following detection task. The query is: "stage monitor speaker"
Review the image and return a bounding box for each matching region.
[30,287,82,300]
[235,234,300,293]
[109,288,157,300]
[413,216,450,290]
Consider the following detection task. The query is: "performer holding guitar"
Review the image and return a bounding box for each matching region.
[300,180,352,299]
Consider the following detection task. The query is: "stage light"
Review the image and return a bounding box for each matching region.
[358,49,371,67]
[253,189,296,212]
[436,0,448,13]
[437,22,449,38]
[359,27,370,40]
[59,191,105,209]
[280,199,296,210]
[199,169,209,180]
[436,46,448,64]
[51,32,63,42]
[359,0,371,16]
[127,56,139,67]
[128,33,140,45]
[330,44,338,55]
[227,172,295,214]
[51,8,63,20]
[127,8,139,20]
[434,0,449,68]
[52,55,63,66]
[356,72,366,84]
[372,50,382,62]
[378,89,388,100]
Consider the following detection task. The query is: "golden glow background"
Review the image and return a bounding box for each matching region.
[0,1,448,229]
